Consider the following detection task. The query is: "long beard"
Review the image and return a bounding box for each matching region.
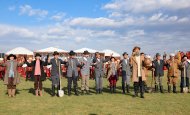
[135,52,140,56]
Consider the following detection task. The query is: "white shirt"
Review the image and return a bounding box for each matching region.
[135,55,141,77]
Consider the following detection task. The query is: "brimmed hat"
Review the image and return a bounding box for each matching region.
[133,46,141,52]
[83,50,90,55]
[69,50,76,56]
[156,53,161,57]
[53,51,59,56]
[35,53,41,57]
[7,54,16,60]
[123,52,128,56]
[110,56,116,60]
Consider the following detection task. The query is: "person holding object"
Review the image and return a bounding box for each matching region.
[120,52,131,94]
[93,52,111,94]
[65,50,81,96]
[152,53,165,93]
[79,50,92,95]
[47,51,67,97]
[130,46,146,98]
[0,54,23,97]
[25,53,47,96]
[166,53,181,93]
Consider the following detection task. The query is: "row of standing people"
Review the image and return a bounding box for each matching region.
[1,46,189,98]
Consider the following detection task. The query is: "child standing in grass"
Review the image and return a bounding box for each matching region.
[107,57,119,93]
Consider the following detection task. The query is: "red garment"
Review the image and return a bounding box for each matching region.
[109,75,117,87]
[34,60,41,76]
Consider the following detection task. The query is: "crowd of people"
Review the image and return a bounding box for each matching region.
[0,46,190,98]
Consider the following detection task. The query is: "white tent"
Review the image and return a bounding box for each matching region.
[75,48,98,53]
[6,47,33,55]
[36,47,67,53]
[102,49,120,57]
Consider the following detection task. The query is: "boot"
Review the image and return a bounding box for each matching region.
[11,89,16,97]
[140,82,145,98]
[126,85,130,93]
[96,89,99,94]
[74,87,79,96]
[113,85,116,93]
[35,90,39,96]
[173,85,177,93]
[133,84,138,97]
[52,85,56,97]
[160,86,164,93]
[110,86,113,94]
[8,89,12,97]
[122,83,126,94]
[39,90,43,97]
[168,85,171,93]
[180,87,183,93]
[155,85,158,93]
[99,89,103,94]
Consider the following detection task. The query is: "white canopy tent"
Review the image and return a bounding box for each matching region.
[36,47,67,53]
[6,47,33,55]
[102,49,121,57]
[75,48,98,53]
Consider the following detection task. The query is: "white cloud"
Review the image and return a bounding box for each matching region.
[19,5,48,18]
[51,12,66,21]
[103,0,190,13]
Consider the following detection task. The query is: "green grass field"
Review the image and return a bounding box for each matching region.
[0,72,190,115]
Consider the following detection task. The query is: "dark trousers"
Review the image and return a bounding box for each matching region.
[7,77,16,89]
[26,71,32,81]
[34,75,42,90]
[67,76,78,93]
[180,77,189,88]
[134,77,144,95]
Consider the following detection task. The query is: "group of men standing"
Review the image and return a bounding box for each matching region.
[1,46,190,98]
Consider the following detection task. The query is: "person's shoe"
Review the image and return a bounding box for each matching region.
[96,89,99,94]
[113,86,116,93]
[52,85,56,97]
[122,84,126,94]
[180,87,183,93]
[99,89,103,94]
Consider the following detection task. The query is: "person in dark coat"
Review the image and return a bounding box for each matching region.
[25,57,33,81]
[65,50,81,96]
[47,51,67,97]
[152,53,165,93]
[120,52,131,94]
[25,53,47,96]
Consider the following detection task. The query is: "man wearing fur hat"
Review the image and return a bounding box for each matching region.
[166,53,181,93]
[130,46,146,98]
[48,51,67,97]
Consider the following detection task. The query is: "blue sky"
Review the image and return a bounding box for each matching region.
[0,0,190,55]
